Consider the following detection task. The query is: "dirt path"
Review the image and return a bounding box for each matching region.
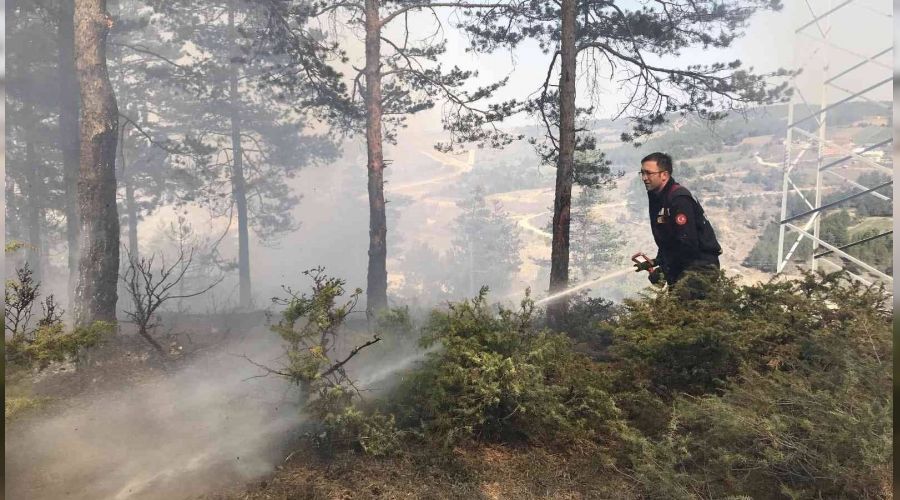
[5,332,302,500]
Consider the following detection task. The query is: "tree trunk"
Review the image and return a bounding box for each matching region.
[73,0,120,326]
[138,324,166,356]
[120,124,139,261]
[364,0,388,316]
[547,0,576,327]
[59,0,81,311]
[24,138,43,283]
[229,0,252,309]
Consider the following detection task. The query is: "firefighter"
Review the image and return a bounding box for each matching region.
[632,152,722,285]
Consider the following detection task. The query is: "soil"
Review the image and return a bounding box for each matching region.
[5,315,302,500]
[205,442,635,500]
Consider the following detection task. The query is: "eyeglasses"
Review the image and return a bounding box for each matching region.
[638,170,665,178]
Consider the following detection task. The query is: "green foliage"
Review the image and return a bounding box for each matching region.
[853,172,891,217]
[5,396,48,422]
[819,209,851,246]
[270,268,389,455]
[568,188,624,280]
[846,228,892,274]
[744,210,875,273]
[270,268,365,391]
[266,268,890,496]
[625,175,649,219]
[607,271,892,498]
[822,172,891,217]
[552,291,619,358]
[4,263,110,370]
[321,399,402,457]
[372,306,417,355]
[10,322,112,370]
[455,156,546,195]
[375,306,416,339]
[5,263,42,342]
[627,368,892,499]
[572,142,616,189]
[392,289,620,447]
[4,240,27,253]
[448,188,523,297]
[610,272,747,396]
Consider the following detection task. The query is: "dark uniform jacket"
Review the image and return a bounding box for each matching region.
[647,177,722,284]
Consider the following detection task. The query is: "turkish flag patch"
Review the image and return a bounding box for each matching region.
[675,213,688,226]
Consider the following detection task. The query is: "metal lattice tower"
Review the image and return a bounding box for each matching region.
[776,0,893,286]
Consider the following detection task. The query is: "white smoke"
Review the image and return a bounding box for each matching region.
[6,330,301,500]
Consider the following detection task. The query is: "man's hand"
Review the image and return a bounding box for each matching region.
[631,252,656,273]
[648,269,662,285]
[634,260,655,272]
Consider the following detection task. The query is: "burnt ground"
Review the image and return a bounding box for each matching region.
[5,313,308,500]
[202,441,636,500]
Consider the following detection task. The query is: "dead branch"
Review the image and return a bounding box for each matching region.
[121,245,224,354]
[320,335,382,378]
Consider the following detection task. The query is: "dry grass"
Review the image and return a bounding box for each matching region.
[211,442,636,500]
[5,395,51,422]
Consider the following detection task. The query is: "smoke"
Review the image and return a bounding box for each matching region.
[5,317,439,500]
[5,330,301,500]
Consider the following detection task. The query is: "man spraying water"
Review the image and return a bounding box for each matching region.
[533,152,722,307]
[632,152,722,286]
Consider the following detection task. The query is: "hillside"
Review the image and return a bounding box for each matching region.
[384,101,892,303]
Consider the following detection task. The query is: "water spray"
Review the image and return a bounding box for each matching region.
[354,346,439,388]
[533,267,634,306]
[532,253,659,306]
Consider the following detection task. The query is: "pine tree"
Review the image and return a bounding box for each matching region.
[449,187,523,298]
[300,0,522,315]
[569,188,622,281]
[136,0,347,309]
[6,1,67,286]
[73,0,121,325]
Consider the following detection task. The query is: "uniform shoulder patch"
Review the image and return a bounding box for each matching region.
[675,213,688,225]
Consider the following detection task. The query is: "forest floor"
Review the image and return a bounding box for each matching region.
[204,441,636,500]
[5,315,639,500]
[5,314,309,500]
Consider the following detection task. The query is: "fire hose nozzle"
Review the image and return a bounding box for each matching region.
[631,252,655,273]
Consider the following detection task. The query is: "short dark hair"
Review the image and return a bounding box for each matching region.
[641,152,673,174]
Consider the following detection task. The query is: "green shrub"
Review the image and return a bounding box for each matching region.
[553,291,619,358]
[609,271,746,396]
[5,395,53,422]
[11,321,112,370]
[391,288,620,447]
[320,396,402,457]
[610,270,889,396]
[266,267,892,497]
[372,305,418,354]
[5,263,111,370]
[608,271,892,498]
[269,268,390,455]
